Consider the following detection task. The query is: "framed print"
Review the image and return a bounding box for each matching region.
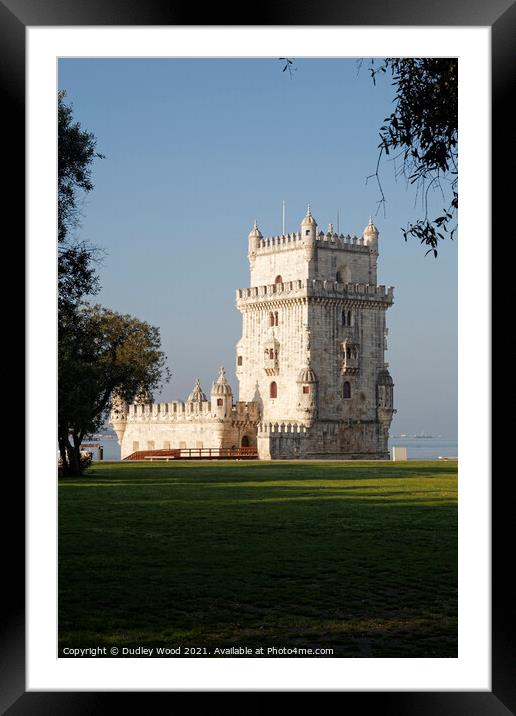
[6,0,511,710]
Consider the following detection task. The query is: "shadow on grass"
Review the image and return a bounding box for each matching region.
[59,460,457,659]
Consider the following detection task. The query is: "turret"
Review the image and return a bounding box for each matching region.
[376,368,395,424]
[248,220,263,262]
[301,205,317,269]
[326,223,337,240]
[296,360,319,427]
[187,378,207,403]
[376,367,396,453]
[363,216,379,252]
[110,391,128,445]
[211,366,233,418]
[301,205,317,243]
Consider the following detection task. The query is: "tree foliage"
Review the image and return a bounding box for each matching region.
[58,89,104,245]
[58,306,171,476]
[58,90,104,314]
[368,58,458,256]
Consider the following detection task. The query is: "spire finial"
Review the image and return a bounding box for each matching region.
[307,203,311,216]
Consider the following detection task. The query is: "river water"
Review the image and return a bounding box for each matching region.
[94,436,458,462]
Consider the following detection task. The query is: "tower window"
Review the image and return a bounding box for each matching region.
[274,311,279,326]
[336,271,342,283]
[270,381,277,399]
[217,398,223,406]
[269,312,275,326]
[342,310,346,326]
[302,385,310,394]
[275,275,283,284]
[343,382,351,399]
[237,356,243,366]
[347,310,352,326]
[305,230,310,236]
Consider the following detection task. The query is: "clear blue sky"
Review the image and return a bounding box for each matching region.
[58,58,457,439]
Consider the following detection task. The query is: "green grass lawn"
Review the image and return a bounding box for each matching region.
[59,460,457,657]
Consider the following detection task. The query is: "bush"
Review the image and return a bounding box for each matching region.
[79,451,93,472]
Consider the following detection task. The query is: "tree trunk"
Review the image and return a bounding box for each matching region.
[72,432,85,475]
[58,429,83,477]
[67,439,81,477]
[58,433,69,476]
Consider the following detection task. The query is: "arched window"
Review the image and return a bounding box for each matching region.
[275,275,283,284]
[241,435,250,447]
[336,271,342,283]
[270,381,277,399]
[347,310,352,326]
[274,311,279,326]
[342,310,347,327]
[343,382,351,399]
[269,312,275,326]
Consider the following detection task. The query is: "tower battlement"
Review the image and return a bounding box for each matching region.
[236,280,394,305]
[255,231,368,253]
[126,400,215,420]
[123,399,259,423]
[248,209,380,287]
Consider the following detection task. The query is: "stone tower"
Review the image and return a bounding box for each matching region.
[235,207,395,459]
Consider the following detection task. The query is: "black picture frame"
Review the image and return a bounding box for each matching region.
[8,0,510,710]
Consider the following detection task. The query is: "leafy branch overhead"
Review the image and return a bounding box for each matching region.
[278,57,297,79]
[369,58,458,256]
[279,58,458,256]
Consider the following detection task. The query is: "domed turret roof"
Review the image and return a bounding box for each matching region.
[248,220,263,240]
[297,359,319,384]
[211,366,233,396]
[363,216,379,237]
[301,205,317,227]
[377,368,393,385]
[187,379,207,403]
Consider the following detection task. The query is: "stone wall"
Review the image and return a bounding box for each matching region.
[120,416,256,459]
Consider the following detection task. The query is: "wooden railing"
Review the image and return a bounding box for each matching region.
[124,447,258,461]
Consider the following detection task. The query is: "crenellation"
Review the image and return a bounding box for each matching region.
[236,279,393,307]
